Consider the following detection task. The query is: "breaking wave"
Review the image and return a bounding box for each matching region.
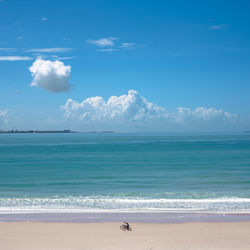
[1,196,250,214]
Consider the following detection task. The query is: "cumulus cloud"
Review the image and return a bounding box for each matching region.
[62,90,167,126]
[26,48,74,53]
[87,37,118,47]
[0,109,8,125]
[29,58,71,93]
[0,56,32,61]
[61,90,237,131]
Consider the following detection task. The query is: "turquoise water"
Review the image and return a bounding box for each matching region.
[0,133,250,213]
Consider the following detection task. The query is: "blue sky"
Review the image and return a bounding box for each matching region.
[0,0,250,132]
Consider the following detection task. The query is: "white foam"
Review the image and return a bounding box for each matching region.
[1,196,250,214]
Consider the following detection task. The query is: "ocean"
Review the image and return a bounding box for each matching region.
[0,133,250,215]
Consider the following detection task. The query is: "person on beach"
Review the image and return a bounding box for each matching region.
[124,221,129,230]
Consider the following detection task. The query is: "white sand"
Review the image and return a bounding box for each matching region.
[0,222,250,250]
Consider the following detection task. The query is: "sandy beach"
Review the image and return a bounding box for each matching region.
[1,222,250,250]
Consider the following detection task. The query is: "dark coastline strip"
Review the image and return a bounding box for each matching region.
[0,130,114,134]
[0,129,74,134]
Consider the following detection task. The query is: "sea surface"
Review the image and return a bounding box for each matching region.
[0,133,250,214]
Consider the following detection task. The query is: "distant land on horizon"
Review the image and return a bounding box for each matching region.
[0,130,114,134]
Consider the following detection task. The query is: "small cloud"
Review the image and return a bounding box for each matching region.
[121,42,135,49]
[41,17,47,21]
[29,58,71,93]
[208,24,227,30]
[0,109,8,125]
[57,56,75,60]
[50,55,75,60]
[0,48,16,52]
[33,55,75,61]
[87,37,118,47]
[96,49,118,52]
[17,36,23,40]
[0,56,32,61]
[26,48,74,53]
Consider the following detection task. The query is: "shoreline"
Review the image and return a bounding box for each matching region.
[1,211,250,223]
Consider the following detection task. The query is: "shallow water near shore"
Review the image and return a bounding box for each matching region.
[1,212,250,223]
[1,133,250,215]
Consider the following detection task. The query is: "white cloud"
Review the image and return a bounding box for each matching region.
[56,56,75,60]
[26,48,74,53]
[31,55,75,61]
[87,37,118,47]
[61,90,237,131]
[29,58,71,93]
[0,48,16,52]
[209,24,227,30]
[121,42,135,49]
[174,107,236,123]
[41,55,75,60]
[62,90,167,126]
[17,36,23,40]
[0,56,32,61]
[0,109,8,125]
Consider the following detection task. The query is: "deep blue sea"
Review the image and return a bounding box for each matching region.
[0,133,250,214]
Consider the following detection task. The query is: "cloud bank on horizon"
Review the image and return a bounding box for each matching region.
[61,90,237,131]
[29,58,71,93]
[62,89,167,123]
